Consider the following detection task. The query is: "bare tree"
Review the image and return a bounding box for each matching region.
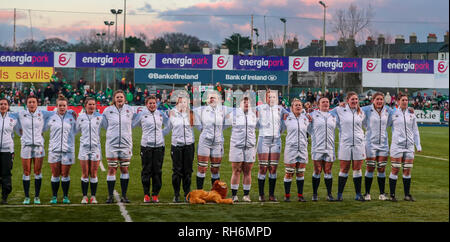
[333,3,374,43]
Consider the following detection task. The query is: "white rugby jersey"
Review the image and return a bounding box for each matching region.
[0,112,18,152]
[193,105,233,145]
[330,104,366,147]
[256,104,288,138]
[15,109,55,147]
[388,108,421,152]
[45,112,77,153]
[167,108,195,146]
[362,104,393,151]
[133,109,169,148]
[308,110,337,153]
[76,112,103,151]
[283,112,310,152]
[228,107,257,149]
[101,104,137,149]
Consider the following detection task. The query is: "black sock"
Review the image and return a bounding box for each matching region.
[90,182,98,196]
[34,179,42,197]
[284,181,291,196]
[353,177,362,195]
[365,176,373,194]
[268,178,276,196]
[196,176,204,190]
[231,189,238,196]
[338,176,348,194]
[378,176,386,194]
[324,178,333,195]
[403,178,411,196]
[120,178,129,197]
[81,181,89,196]
[389,178,397,196]
[23,180,30,197]
[107,180,115,197]
[243,189,250,196]
[312,177,320,195]
[258,178,265,196]
[51,181,60,197]
[211,177,219,187]
[61,180,70,197]
[296,179,304,196]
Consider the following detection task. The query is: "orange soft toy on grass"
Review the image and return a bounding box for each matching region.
[186,180,234,204]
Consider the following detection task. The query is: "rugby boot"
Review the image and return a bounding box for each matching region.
[268,195,277,202]
[62,196,71,204]
[34,197,41,205]
[258,195,266,202]
[404,194,416,202]
[173,195,180,203]
[232,196,239,203]
[311,194,319,202]
[144,195,151,203]
[106,196,115,204]
[355,194,365,202]
[364,193,372,201]
[50,196,58,204]
[81,196,89,204]
[242,195,251,202]
[326,194,335,202]
[120,196,131,203]
[378,193,388,201]
[389,194,397,202]
[90,196,98,204]
[23,197,31,205]
[336,193,344,202]
[298,195,306,202]
[283,194,290,202]
[151,195,159,203]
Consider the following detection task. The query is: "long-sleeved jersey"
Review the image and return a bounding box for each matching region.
[256,104,288,138]
[193,105,233,146]
[76,112,103,151]
[362,104,393,151]
[389,108,421,152]
[46,112,77,153]
[15,109,55,147]
[101,104,137,149]
[0,112,18,152]
[228,107,257,149]
[133,109,169,148]
[167,108,195,146]
[308,110,337,153]
[330,104,366,147]
[283,112,310,154]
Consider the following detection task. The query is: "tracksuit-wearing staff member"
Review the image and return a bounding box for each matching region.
[193,90,232,189]
[308,97,337,202]
[388,93,421,202]
[45,95,77,204]
[76,97,103,204]
[282,98,310,202]
[14,95,57,205]
[256,90,289,202]
[330,92,366,201]
[133,95,169,203]
[168,93,195,203]
[101,90,138,203]
[0,98,18,204]
[227,95,257,203]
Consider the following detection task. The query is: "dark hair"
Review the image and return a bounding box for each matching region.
[372,92,385,100]
[318,96,329,103]
[0,98,10,111]
[398,92,408,100]
[84,97,96,107]
[145,95,157,105]
[26,95,38,103]
[112,90,125,105]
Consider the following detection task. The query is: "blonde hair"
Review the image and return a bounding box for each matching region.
[56,94,68,105]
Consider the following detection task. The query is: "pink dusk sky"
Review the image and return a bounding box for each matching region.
[0,0,448,48]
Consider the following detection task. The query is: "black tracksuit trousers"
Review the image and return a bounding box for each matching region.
[140,146,165,196]
[0,152,13,200]
[171,143,195,198]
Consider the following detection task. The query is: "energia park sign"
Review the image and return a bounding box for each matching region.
[0,51,448,85]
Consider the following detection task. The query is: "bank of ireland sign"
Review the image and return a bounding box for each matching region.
[134,53,156,69]
[289,56,308,72]
[54,52,76,68]
[363,58,381,73]
[213,55,233,70]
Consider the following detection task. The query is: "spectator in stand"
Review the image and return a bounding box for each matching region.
[105,86,113,100]
[77,78,86,91]
[134,95,144,106]
[128,81,135,94]
[162,89,168,102]
[119,78,127,91]
[385,92,392,107]
[126,89,134,105]
[299,90,306,103]
[136,88,143,99]
[44,85,54,103]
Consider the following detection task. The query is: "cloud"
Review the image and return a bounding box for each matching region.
[137,3,157,13]
[0,10,27,23]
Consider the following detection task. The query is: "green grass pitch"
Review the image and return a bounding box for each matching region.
[0,126,448,222]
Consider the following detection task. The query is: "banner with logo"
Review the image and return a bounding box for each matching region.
[156,54,212,69]
[382,59,434,74]
[54,52,76,68]
[414,110,441,123]
[233,56,288,71]
[0,66,54,82]
[0,51,54,67]
[213,55,233,70]
[444,111,449,122]
[134,53,156,69]
[362,58,382,73]
[76,52,134,68]
[309,57,362,72]
[134,68,212,84]
[213,70,288,85]
[289,56,309,72]
[434,60,449,75]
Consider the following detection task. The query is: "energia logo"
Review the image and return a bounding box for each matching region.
[366,59,377,72]
[58,53,71,66]
[216,56,229,69]
[437,61,448,73]
[292,57,305,70]
[138,54,152,67]
[0,53,50,65]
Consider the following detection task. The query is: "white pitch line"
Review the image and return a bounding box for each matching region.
[415,154,449,161]
[99,159,132,222]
